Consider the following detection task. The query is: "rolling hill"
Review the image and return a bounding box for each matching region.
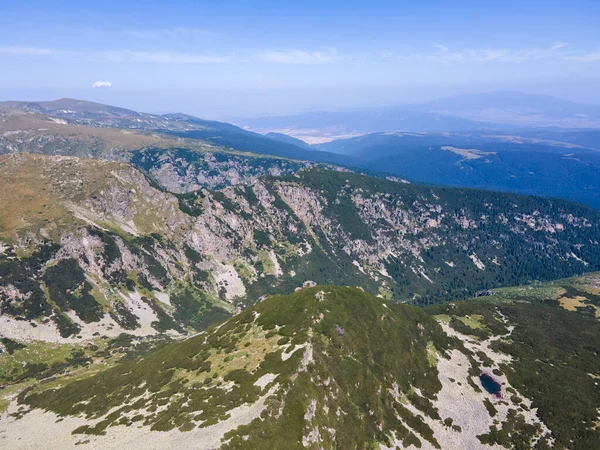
[1,277,598,448]
[318,131,600,209]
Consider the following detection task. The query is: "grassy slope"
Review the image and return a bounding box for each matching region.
[427,273,600,449]
[17,286,451,448]
[3,277,599,448]
[0,110,177,157]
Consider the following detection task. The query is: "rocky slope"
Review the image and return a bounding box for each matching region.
[2,153,600,347]
[0,98,233,132]
[1,281,597,449]
[129,147,322,193]
[0,105,340,192]
[0,106,178,158]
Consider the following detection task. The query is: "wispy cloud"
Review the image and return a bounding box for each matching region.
[563,51,600,62]
[0,45,343,65]
[124,27,219,40]
[92,81,112,88]
[100,51,234,64]
[0,47,234,64]
[0,46,56,55]
[398,42,572,63]
[254,49,342,64]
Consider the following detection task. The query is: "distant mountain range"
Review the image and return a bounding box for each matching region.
[1,96,600,449]
[234,91,600,141]
[2,95,600,209]
[316,130,600,208]
[236,109,507,142]
[408,91,600,128]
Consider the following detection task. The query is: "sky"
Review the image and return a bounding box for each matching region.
[1,0,600,117]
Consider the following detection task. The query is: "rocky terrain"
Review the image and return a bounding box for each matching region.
[129,147,324,192]
[1,98,600,449]
[0,279,597,449]
[1,153,600,347]
[0,105,336,192]
[0,99,231,132]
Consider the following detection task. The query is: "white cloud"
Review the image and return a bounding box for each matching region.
[256,49,342,64]
[118,51,233,64]
[92,81,112,88]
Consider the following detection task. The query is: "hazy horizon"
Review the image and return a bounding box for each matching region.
[3,83,600,120]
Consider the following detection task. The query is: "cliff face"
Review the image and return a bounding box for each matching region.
[1,153,600,343]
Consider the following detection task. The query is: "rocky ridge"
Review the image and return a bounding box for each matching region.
[1,153,600,345]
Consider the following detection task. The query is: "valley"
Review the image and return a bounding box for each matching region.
[2,152,599,344]
[3,1,600,448]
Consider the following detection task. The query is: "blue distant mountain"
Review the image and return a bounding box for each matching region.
[407,91,600,128]
[317,131,600,209]
[236,109,507,136]
[236,91,600,137]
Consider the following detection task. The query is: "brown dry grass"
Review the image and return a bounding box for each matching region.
[1,111,176,150]
[558,296,600,318]
[0,154,120,241]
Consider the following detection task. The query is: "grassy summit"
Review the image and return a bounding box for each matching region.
[13,286,451,448]
[6,278,598,448]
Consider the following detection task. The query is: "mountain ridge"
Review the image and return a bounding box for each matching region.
[2,153,600,348]
[317,131,600,209]
[236,91,600,135]
[4,96,600,210]
[2,279,598,448]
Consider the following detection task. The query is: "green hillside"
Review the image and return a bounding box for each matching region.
[2,278,598,448]
[2,154,600,347]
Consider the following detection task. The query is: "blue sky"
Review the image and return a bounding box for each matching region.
[1,0,600,117]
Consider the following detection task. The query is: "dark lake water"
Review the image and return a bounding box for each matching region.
[479,373,501,396]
